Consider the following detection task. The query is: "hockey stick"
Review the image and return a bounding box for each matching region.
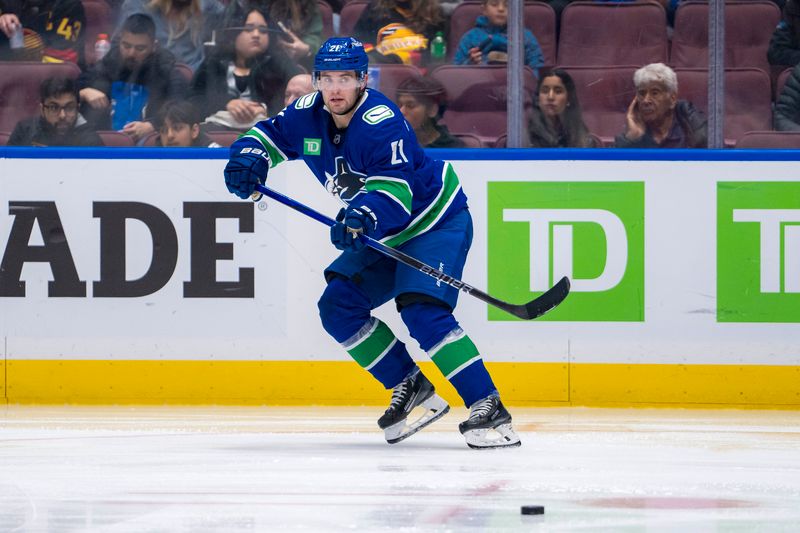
[253,183,570,320]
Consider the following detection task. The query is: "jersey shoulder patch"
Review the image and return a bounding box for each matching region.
[294,92,318,110]
[362,105,395,125]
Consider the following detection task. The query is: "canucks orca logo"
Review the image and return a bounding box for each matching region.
[325,157,367,203]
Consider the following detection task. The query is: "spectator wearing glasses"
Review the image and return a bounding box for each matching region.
[115,0,224,72]
[189,6,302,129]
[8,76,101,147]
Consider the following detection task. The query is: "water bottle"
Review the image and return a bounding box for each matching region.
[9,23,24,49]
[94,33,111,61]
[430,31,446,64]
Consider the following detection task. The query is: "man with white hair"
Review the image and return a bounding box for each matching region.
[615,62,707,148]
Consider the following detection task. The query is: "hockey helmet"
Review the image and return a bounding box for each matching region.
[313,37,369,76]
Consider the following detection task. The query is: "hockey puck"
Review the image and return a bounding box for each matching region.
[520,505,545,515]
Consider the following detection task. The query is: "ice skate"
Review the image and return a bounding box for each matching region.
[458,395,521,449]
[378,369,450,444]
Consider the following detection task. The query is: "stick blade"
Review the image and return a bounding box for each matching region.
[501,276,571,320]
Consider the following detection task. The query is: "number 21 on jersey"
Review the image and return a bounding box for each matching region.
[390,139,408,165]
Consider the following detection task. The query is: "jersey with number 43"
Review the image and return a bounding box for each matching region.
[235,88,468,248]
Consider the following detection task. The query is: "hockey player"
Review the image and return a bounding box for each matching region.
[223,36,520,449]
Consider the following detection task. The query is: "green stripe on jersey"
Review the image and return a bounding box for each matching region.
[366,177,412,214]
[382,163,461,248]
[344,318,396,369]
[242,127,287,168]
[430,333,480,378]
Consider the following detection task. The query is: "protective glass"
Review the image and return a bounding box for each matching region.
[42,102,79,115]
[240,24,270,35]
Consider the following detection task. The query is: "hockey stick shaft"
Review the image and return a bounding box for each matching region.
[253,183,569,320]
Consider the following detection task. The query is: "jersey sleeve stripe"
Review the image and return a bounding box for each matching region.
[242,126,288,168]
[365,177,413,214]
[381,163,462,248]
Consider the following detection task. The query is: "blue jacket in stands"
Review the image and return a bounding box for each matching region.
[453,15,543,77]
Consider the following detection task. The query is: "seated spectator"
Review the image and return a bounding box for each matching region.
[116,0,224,72]
[78,14,189,143]
[0,0,86,64]
[190,6,302,129]
[615,63,707,149]
[768,0,800,67]
[156,100,221,147]
[284,73,314,107]
[395,75,464,148]
[8,76,101,147]
[774,61,800,130]
[528,68,598,148]
[222,0,322,71]
[453,0,543,77]
[353,0,445,68]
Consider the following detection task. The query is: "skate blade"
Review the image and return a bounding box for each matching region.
[384,394,450,444]
[463,423,522,449]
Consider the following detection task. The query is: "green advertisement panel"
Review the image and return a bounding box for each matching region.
[718,182,800,323]
[487,182,644,322]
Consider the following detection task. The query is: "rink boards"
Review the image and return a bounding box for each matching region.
[0,148,798,407]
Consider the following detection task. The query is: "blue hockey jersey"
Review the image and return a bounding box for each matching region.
[233,88,468,247]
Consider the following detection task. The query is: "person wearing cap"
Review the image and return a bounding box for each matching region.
[222,36,521,450]
[395,75,464,148]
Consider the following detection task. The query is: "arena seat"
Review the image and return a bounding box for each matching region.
[430,64,536,146]
[670,1,780,73]
[674,68,773,146]
[735,131,800,149]
[97,130,135,147]
[318,0,335,40]
[447,0,557,67]
[557,2,668,67]
[371,63,423,101]
[558,65,638,146]
[338,0,368,37]
[0,131,9,146]
[0,62,82,132]
[82,0,114,65]
[452,133,483,148]
[206,130,240,147]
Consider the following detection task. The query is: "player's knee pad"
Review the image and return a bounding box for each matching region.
[400,299,459,352]
[317,276,372,343]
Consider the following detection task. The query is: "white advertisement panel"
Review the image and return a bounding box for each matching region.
[1,155,799,366]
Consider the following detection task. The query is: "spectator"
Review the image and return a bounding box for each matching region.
[768,0,800,67]
[774,61,800,130]
[615,63,707,149]
[222,0,322,71]
[0,0,86,64]
[156,100,221,147]
[284,72,313,106]
[353,0,445,67]
[395,75,464,148]
[453,0,543,77]
[8,76,101,146]
[115,0,224,72]
[190,6,302,129]
[528,68,597,148]
[78,14,189,143]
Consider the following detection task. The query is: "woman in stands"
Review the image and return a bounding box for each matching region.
[189,6,303,129]
[527,68,599,148]
[222,0,323,71]
[116,0,224,72]
[353,0,445,67]
[395,75,464,148]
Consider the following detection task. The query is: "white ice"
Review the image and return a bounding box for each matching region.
[2,406,800,532]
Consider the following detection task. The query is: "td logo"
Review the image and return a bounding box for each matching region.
[718,182,800,322]
[488,182,644,322]
[487,182,644,321]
